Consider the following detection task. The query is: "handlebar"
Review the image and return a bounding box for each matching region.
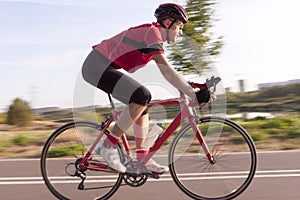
[206,76,221,92]
[189,76,221,93]
[186,76,222,107]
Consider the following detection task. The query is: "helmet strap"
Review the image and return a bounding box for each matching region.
[168,19,177,29]
[158,18,177,44]
[157,18,166,28]
[166,19,177,44]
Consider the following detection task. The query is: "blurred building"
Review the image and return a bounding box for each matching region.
[225,87,232,93]
[238,79,245,93]
[258,79,300,89]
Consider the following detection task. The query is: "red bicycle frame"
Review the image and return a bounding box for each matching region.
[142,95,215,165]
[81,93,215,172]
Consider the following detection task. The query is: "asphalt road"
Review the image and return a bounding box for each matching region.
[0,150,299,200]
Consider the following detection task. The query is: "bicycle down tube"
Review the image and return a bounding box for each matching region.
[140,96,214,165]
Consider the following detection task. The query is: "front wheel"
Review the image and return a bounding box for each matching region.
[40,121,124,200]
[169,116,257,200]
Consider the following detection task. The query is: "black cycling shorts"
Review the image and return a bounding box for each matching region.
[82,50,152,112]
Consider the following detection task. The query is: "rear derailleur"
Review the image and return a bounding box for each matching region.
[65,158,88,190]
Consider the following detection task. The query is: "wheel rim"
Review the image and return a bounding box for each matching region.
[40,121,123,200]
[169,117,257,200]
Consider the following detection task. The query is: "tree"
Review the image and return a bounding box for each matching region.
[6,98,33,126]
[167,0,223,75]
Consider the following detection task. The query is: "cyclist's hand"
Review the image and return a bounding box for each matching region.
[195,90,217,103]
[195,89,210,103]
[210,91,217,102]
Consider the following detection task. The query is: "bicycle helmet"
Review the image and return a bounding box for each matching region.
[154,3,188,24]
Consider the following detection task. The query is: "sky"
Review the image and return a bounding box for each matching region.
[0,0,300,111]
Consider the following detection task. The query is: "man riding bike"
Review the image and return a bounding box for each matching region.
[82,3,213,174]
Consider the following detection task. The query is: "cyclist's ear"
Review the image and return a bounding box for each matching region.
[160,18,173,28]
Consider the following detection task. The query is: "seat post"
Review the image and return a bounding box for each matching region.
[108,94,115,109]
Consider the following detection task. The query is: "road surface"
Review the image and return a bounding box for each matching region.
[0,150,299,200]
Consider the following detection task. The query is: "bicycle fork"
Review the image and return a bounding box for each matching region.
[188,115,216,164]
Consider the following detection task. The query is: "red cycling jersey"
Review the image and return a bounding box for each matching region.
[93,22,165,72]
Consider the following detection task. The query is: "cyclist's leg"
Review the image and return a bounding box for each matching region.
[96,63,151,172]
[134,113,149,150]
[111,103,148,138]
[97,67,169,173]
[98,60,152,134]
[82,50,146,172]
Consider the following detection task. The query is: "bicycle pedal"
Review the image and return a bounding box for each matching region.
[143,171,159,179]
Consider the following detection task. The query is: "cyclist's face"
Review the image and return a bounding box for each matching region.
[168,20,184,42]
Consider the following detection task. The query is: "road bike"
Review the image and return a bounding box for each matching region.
[40,76,257,200]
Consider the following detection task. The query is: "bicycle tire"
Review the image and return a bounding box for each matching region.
[169,116,257,200]
[40,121,124,200]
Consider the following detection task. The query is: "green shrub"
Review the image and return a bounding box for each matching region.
[0,140,10,153]
[6,98,33,126]
[286,127,300,139]
[250,131,268,141]
[11,134,36,146]
[261,119,282,129]
[0,113,7,124]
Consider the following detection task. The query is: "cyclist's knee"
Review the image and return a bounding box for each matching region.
[129,86,152,106]
[129,86,151,116]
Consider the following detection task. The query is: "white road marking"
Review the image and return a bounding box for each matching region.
[1,169,300,185]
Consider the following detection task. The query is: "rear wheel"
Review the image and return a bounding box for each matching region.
[169,116,257,200]
[40,121,124,200]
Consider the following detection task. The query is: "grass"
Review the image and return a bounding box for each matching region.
[0,113,299,158]
[235,113,300,149]
[10,134,37,146]
[47,144,86,158]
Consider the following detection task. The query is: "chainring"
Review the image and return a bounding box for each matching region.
[123,161,148,187]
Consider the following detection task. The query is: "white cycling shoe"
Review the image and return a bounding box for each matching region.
[145,159,169,174]
[95,141,126,173]
[95,141,168,174]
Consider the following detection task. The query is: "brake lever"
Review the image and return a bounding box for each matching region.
[205,76,221,91]
[213,83,217,92]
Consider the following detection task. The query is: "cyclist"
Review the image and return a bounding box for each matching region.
[82,3,213,173]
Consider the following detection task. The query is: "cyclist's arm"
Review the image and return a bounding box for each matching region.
[152,53,196,99]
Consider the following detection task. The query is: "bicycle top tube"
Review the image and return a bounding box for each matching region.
[107,93,202,111]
